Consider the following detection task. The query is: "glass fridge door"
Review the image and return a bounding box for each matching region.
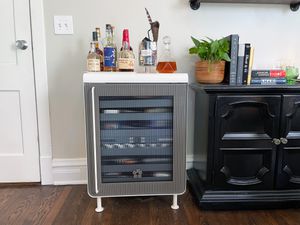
[99,96,174,183]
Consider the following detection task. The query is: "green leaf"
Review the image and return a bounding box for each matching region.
[222,53,231,62]
[191,36,200,47]
[189,47,198,55]
[206,37,214,42]
[211,40,219,54]
[200,39,209,44]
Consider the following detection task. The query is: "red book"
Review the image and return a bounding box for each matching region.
[251,70,286,78]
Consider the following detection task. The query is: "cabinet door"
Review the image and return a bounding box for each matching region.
[213,95,281,190]
[277,95,300,189]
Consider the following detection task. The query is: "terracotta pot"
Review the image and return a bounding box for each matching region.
[195,60,225,84]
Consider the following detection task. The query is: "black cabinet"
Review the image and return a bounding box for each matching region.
[188,84,300,209]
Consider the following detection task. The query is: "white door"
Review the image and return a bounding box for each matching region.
[0,0,40,182]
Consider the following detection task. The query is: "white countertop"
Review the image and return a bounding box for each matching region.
[83,72,189,83]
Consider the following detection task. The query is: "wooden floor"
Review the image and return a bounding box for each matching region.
[1,185,300,225]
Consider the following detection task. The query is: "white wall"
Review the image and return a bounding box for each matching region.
[43,0,300,159]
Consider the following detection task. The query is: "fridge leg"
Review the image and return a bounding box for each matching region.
[171,194,179,210]
[95,197,104,212]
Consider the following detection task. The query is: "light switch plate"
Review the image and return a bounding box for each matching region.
[54,16,74,35]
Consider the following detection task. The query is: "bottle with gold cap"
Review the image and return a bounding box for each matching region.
[92,30,103,71]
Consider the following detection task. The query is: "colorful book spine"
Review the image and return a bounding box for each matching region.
[251,78,286,85]
[225,34,239,86]
[251,70,286,78]
[237,44,245,85]
[242,44,251,84]
[246,47,255,85]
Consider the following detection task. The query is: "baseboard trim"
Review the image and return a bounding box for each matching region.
[52,158,87,185]
[52,155,195,185]
[186,155,194,169]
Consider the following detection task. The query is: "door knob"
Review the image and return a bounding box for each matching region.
[15,40,28,50]
[272,138,281,145]
[280,138,288,145]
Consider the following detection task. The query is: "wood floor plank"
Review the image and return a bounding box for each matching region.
[52,185,90,225]
[182,190,205,225]
[149,195,188,225]
[18,186,58,225]
[0,187,23,224]
[0,186,39,225]
[0,187,16,209]
[107,196,151,225]
[0,184,300,225]
[21,186,70,225]
[270,209,300,225]
[40,186,72,225]
[80,196,114,225]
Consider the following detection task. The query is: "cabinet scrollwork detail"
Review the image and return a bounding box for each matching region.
[220,166,270,186]
[283,165,300,184]
[221,101,275,119]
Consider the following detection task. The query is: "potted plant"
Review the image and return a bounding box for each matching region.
[189,36,230,84]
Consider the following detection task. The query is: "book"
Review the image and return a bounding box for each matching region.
[224,34,239,85]
[251,78,286,85]
[251,70,286,78]
[246,47,255,85]
[242,44,251,84]
[237,44,245,85]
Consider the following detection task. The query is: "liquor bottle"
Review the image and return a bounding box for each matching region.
[103,24,117,72]
[111,26,118,71]
[92,31,104,71]
[87,42,101,72]
[156,36,177,73]
[95,27,101,42]
[118,29,135,72]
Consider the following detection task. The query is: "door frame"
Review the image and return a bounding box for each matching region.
[29,0,53,184]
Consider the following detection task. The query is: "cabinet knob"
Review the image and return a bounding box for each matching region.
[280,138,288,145]
[16,40,28,50]
[272,138,281,146]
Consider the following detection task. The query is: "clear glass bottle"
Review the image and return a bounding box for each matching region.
[92,31,104,71]
[119,29,135,72]
[156,36,177,73]
[139,38,157,73]
[87,42,101,72]
[103,24,117,72]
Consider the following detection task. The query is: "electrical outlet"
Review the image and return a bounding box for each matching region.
[54,16,74,35]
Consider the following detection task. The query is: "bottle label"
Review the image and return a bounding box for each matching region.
[87,59,100,72]
[104,47,116,67]
[118,58,134,70]
[141,49,152,57]
[150,42,157,50]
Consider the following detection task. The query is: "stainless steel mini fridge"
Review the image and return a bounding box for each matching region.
[83,72,188,212]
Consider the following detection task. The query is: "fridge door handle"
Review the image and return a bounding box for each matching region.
[91,86,99,193]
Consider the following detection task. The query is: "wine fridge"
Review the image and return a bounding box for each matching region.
[83,72,188,212]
